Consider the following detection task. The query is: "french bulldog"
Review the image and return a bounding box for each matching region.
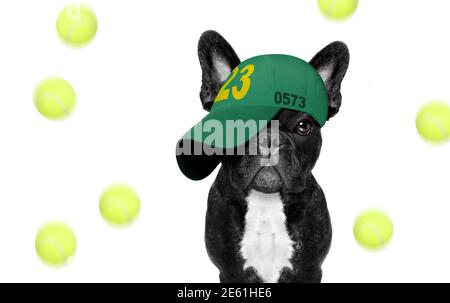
[197,30,349,283]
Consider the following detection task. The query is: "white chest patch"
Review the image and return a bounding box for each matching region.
[240,190,294,283]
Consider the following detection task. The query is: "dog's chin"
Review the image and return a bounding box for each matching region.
[248,166,284,194]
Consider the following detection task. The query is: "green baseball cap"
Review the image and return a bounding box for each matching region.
[176,54,328,180]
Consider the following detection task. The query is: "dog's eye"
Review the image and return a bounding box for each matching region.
[295,120,312,136]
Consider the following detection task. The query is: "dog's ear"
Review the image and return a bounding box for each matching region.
[198,30,240,111]
[310,41,350,120]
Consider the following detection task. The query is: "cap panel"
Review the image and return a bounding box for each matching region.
[211,54,328,126]
[267,55,329,126]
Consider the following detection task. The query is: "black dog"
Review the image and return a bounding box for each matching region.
[196,31,349,283]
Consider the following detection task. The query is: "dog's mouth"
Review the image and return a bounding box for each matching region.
[248,166,284,194]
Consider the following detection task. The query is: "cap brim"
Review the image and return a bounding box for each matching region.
[176,105,281,180]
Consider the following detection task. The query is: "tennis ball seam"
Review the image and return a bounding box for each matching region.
[359,222,387,246]
[64,5,80,42]
[42,92,69,113]
[66,22,78,43]
[109,197,132,222]
[48,237,68,261]
[328,0,338,15]
[421,114,449,139]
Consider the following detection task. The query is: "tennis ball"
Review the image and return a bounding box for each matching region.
[35,222,77,266]
[34,77,76,120]
[416,101,450,144]
[353,210,393,250]
[99,184,141,226]
[318,0,358,21]
[56,4,97,47]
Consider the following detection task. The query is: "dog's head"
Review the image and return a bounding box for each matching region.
[197,31,349,194]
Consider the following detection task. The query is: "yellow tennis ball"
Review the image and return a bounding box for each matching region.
[416,101,450,144]
[99,184,141,226]
[34,77,76,120]
[318,0,358,21]
[353,209,393,250]
[56,4,97,47]
[35,222,77,266]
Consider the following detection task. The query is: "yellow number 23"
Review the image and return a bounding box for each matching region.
[215,64,255,103]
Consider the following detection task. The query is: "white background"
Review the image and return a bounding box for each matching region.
[0,0,449,282]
